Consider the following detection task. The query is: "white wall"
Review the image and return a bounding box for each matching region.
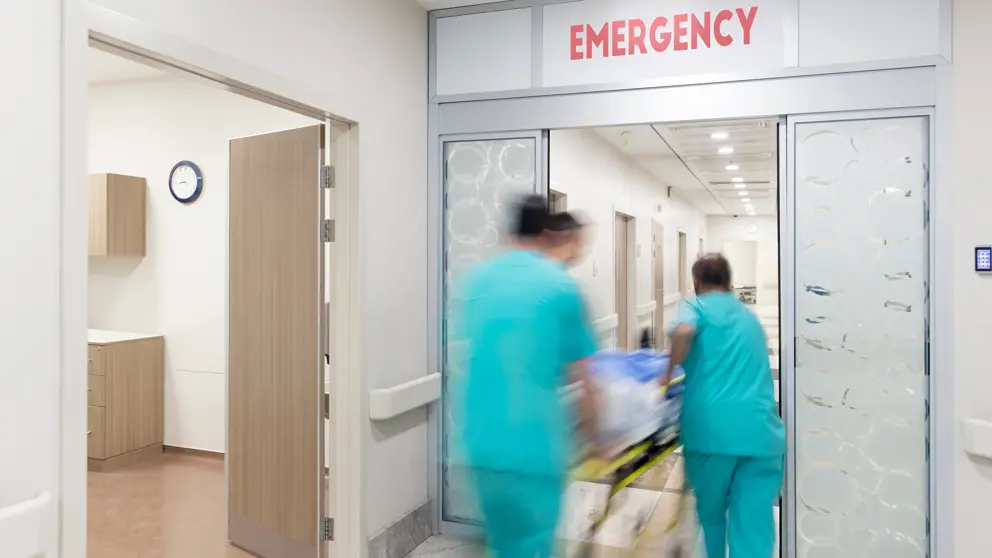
[0,0,63,556]
[87,77,315,452]
[33,0,429,554]
[82,0,429,543]
[706,216,779,307]
[951,0,992,554]
[550,129,707,338]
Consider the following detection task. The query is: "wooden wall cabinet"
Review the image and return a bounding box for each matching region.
[87,331,164,472]
[88,173,147,257]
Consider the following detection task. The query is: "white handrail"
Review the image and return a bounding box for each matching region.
[592,314,619,333]
[369,373,442,421]
[636,300,657,316]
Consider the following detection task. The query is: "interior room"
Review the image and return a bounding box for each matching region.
[434,118,782,557]
[85,45,330,557]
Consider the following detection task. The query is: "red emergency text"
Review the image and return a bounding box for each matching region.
[569,7,759,61]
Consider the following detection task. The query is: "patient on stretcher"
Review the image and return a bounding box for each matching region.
[583,341,683,452]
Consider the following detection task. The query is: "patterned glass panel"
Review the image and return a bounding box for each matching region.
[794,117,929,558]
[441,138,538,523]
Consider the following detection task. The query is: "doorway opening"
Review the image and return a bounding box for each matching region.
[82,42,350,558]
[437,117,785,556]
[613,212,634,350]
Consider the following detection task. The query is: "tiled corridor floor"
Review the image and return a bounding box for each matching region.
[410,453,700,558]
[88,451,250,558]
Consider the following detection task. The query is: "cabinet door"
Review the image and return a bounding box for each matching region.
[88,175,109,256]
[88,406,106,459]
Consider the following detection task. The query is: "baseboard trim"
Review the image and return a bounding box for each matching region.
[164,445,224,460]
[367,500,432,558]
[88,443,162,472]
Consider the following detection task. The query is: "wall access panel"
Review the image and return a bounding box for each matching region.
[798,0,941,66]
[435,8,533,95]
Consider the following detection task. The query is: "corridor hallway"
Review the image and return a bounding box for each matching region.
[411,305,782,558]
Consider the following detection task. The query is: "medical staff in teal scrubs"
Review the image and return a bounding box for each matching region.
[662,254,785,558]
[452,197,600,558]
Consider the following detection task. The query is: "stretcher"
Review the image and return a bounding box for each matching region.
[570,371,687,555]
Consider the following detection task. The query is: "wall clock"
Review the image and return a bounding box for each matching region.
[745,222,759,235]
[169,160,203,204]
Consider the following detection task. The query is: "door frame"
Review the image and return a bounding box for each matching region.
[613,210,636,350]
[651,218,665,348]
[60,4,364,557]
[427,67,952,558]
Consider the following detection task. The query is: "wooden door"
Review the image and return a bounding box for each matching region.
[614,214,629,350]
[652,220,665,348]
[229,125,325,558]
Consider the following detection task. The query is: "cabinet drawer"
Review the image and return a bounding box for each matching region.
[88,344,105,376]
[88,406,106,459]
[88,375,106,407]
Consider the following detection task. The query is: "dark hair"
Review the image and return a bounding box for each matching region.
[513,195,550,238]
[546,211,584,233]
[691,254,733,290]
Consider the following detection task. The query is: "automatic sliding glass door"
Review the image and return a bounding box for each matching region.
[439,132,546,527]
[786,113,931,558]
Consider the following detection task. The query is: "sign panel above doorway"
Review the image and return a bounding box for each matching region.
[431,0,947,99]
[543,1,784,87]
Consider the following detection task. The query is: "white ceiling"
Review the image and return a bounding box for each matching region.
[593,118,779,217]
[417,0,504,9]
[88,47,165,83]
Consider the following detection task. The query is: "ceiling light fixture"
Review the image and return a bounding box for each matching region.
[718,146,734,155]
[725,163,739,171]
[742,198,752,203]
[732,177,744,183]
[738,191,747,196]
[711,131,729,140]
[735,183,747,189]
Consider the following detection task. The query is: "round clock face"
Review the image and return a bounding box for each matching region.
[169,161,202,203]
[745,222,759,234]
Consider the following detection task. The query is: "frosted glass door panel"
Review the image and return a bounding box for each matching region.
[441,137,539,524]
[793,116,929,558]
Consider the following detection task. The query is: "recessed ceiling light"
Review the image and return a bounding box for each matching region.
[725,163,739,171]
[742,198,752,203]
[718,146,734,155]
[735,183,747,189]
[711,131,729,140]
[738,191,747,196]
[732,177,744,183]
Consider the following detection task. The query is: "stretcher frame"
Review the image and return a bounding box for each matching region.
[571,373,687,556]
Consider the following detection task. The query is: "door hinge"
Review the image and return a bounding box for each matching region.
[322,517,334,541]
[321,165,335,189]
[321,219,335,243]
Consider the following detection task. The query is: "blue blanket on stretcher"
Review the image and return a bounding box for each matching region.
[590,350,685,397]
[587,350,684,445]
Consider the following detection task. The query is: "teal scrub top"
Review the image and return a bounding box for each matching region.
[670,292,785,458]
[451,250,597,477]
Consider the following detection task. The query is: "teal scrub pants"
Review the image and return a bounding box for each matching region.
[474,468,564,558]
[683,452,783,558]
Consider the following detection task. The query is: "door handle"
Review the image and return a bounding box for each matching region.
[87,430,92,436]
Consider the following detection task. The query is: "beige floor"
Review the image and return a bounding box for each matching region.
[88,451,250,558]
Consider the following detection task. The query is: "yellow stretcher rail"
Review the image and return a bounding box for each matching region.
[570,372,687,553]
[572,372,685,482]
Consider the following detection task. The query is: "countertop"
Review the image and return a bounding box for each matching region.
[88,329,162,344]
